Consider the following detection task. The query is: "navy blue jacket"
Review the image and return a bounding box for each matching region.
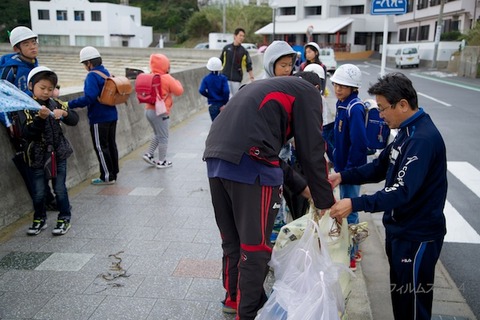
[68,65,118,125]
[199,72,229,106]
[333,92,368,172]
[341,109,447,242]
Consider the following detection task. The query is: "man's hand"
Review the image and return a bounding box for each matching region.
[330,198,353,220]
[328,172,342,188]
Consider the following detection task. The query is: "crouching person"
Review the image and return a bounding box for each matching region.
[24,66,79,235]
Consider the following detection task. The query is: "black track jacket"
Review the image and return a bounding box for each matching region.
[203,77,335,210]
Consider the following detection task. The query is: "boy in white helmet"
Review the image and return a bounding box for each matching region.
[0,26,57,210]
[331,63,369,271]
[304,63,336,166]
[199,57,230,121]
[23,66,79,235]
[68,46,119,185]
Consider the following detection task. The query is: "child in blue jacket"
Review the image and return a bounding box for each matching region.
[199,57,229,121]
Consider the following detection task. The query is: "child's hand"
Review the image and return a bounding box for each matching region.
[53,109,65,120]
[38,106,51,119]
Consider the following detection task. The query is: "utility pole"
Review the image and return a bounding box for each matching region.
[222,0,226,35]
[432,0,445,69]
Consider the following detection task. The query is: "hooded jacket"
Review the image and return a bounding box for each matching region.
[145,54,184,115]
[342,109,447,242]
[262,41,296,78]
[68,65,118,125]
[0,53,39,128]
[203,76,334,210]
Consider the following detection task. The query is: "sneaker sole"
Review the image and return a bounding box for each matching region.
[27,223,48,236]
[156,165,172,169]
[52,224,71,236]
[142,156,156,166]
[91,180,116,185]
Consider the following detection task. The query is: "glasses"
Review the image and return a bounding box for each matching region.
[378,102,397,113]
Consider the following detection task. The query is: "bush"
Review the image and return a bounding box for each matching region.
[440,30,463,41]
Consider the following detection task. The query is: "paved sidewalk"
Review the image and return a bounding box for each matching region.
[0,109,476,319]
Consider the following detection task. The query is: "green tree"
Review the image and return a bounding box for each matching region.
[465,23,480,46]
[0,0,31,43]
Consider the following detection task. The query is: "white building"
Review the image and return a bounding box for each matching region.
[29,0,153,48]
[255,0,477,53]
[394,0,477,43]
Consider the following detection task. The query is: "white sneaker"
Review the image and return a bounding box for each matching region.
[142,153,156,166]
[156,160,172,169]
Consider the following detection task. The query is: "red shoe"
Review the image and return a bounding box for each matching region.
[350,259,357,272]
[355,250,362,262]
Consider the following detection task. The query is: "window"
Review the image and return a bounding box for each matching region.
[305,6,321,15]
[38,10,49,20]
[444,19,459,32]
[417,0,428,9]
[419,25,429,40]
[280,7,296,15]
[408,27,418,41]
[351,5,364,14]
[75,35,104,47]
[406,0,414,13]
[354,32,368,45]
[399,28,407,41]
[91,11,102,21]
[56,10,67,21]
[74,11,85,21]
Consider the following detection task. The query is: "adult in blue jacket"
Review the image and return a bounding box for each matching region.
[330,72,447,320]
[68,46,119,185]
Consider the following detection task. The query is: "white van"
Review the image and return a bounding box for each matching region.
[395,47,420,68]
[318,48,337,75]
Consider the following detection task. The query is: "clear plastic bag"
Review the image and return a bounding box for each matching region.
[257,220,349,320]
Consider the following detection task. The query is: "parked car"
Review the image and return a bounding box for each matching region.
[242,43,258,50]
[395,47,420,68]
[194,42,209,49]
[318,48,337,75]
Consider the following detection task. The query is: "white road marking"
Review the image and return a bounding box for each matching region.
[443,161,480,244]
[417,92,452,107]
[444,200,480,244]
[448,161,480,198]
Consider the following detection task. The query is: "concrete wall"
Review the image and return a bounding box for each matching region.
[0,52,264,231]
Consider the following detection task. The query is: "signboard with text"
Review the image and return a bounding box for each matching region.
[371,0,407,15]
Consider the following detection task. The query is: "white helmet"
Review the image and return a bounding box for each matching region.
[304,63,325,80]
[79,46,101,63]
[206,57,222,71]
[330,63,362,88]
[304,41,320,53]
[27,66,58,86]
[9,26,37,47]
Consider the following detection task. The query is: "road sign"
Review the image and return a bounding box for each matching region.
[371,0,407,15]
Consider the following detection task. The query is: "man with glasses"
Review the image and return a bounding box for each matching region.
[330,63,369,271]
[329,72,447,320]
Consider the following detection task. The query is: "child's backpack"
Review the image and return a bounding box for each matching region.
[91,70,132,106]
[347,98,390,150]
[135,73,161,104]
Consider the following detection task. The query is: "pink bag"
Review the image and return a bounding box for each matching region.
[155,97,167,116]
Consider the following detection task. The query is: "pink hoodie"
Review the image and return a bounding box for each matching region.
[146,53,184,115]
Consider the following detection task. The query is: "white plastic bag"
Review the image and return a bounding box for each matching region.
[257,220,348,320]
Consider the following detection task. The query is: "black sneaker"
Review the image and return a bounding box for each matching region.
[156,160,172,169]
[27,219,47,236]
[52,219,71,235]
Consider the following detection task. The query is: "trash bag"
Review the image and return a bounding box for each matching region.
[256,220,350,320]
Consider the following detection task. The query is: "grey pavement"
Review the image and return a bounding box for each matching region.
[0,107,476,320]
